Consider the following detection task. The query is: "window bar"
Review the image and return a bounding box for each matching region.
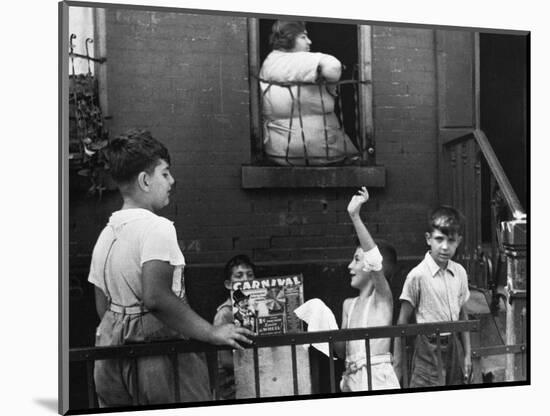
[253,346,261,398]
[86,360,96,408]
[285,86,296,166]
[435,333,444,384]
[400,335,409,388]
[328,339,336,393]
[318,84,330,161]
[364,336,372,391]
[296,85,309,165]
[336,84,348,156]
[248,18,262,162]
[170,352,181,402]
[261,83,274,162]
[352,79,362,156]
[131,356,140,405]
[290,342,299,395]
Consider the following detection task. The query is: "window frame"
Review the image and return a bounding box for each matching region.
[246,18,376,166]
[242,18,384,189]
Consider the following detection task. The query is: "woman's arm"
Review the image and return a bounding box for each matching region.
[318,54,342,82]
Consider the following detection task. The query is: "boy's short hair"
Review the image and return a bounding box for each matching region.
[269,20,307,51]
[106,129,171,184]
[224,254,256,281]
[428,205,464,236]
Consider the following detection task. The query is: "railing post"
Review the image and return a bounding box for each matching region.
[130,356,139,405]
[327,338,336,393]
[86,360,96,408]
[435,332,444,384]
[400,333,409,388]
[501,219,527,381]
[252,346,261,398]
[206,351,220,400]
[364,336,372,391]
[170,351,180,402]
[290,342,299,395]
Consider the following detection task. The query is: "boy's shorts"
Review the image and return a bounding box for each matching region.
[340,354,400,391]
[409,334,465,387]
[94,310,211,407]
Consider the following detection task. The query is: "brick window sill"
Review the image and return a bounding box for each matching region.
[241,165,386,189]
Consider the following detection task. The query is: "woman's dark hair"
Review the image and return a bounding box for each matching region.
[269,20,307,51]
[106,129,171,184]
[224,254,257,281]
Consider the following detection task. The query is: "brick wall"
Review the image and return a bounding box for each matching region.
[68,10,441,332]
[372,26,439,257]
[68,12,444,407]
[69,11,441,285]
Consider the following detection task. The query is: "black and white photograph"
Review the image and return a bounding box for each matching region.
[57,0,533,414]
[7,0,546,415]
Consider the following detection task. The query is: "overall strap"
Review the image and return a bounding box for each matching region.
[347,297,358,328]
[362,292,375,327]
[101,236,117,304]
[101,231,146,314]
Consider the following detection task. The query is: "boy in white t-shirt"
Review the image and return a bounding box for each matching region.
[335,187,400,391]
[88,130,252,407]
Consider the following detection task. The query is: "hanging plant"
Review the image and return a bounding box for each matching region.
[68,34,113,198]
[69,74,114,197]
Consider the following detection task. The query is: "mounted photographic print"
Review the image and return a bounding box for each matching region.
[60,0,529,414]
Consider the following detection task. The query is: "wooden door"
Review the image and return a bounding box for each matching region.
[436,30,483,286]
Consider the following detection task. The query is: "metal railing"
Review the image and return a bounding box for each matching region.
[442,129,526,290]
[257,76,371,166]
[69,318,527,408]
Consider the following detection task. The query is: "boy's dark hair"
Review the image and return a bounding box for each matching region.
[224,254,256,281]
[106,129,171,184]
[428,205,464,236]
[269,20,307,51]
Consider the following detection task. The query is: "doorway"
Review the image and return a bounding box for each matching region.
[479,33,528,240]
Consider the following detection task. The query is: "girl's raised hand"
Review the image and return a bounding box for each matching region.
[347,186,369,217]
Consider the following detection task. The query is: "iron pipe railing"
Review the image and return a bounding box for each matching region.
[69,319,529,408]
[444,129,525,219]
[257,76,370,165]
[70,320,516,408]
[70,321,480,361]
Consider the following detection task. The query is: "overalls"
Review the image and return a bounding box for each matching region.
[339,297,400,391]
[93,230,211,407]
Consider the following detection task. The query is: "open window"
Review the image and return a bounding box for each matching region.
[243,18,385,188]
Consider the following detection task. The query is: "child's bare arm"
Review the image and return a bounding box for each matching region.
[347,186,376,252]
[348,187,391,296]
[142,260,253,349]
[94,287,109,320]
[213,306,236,368]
